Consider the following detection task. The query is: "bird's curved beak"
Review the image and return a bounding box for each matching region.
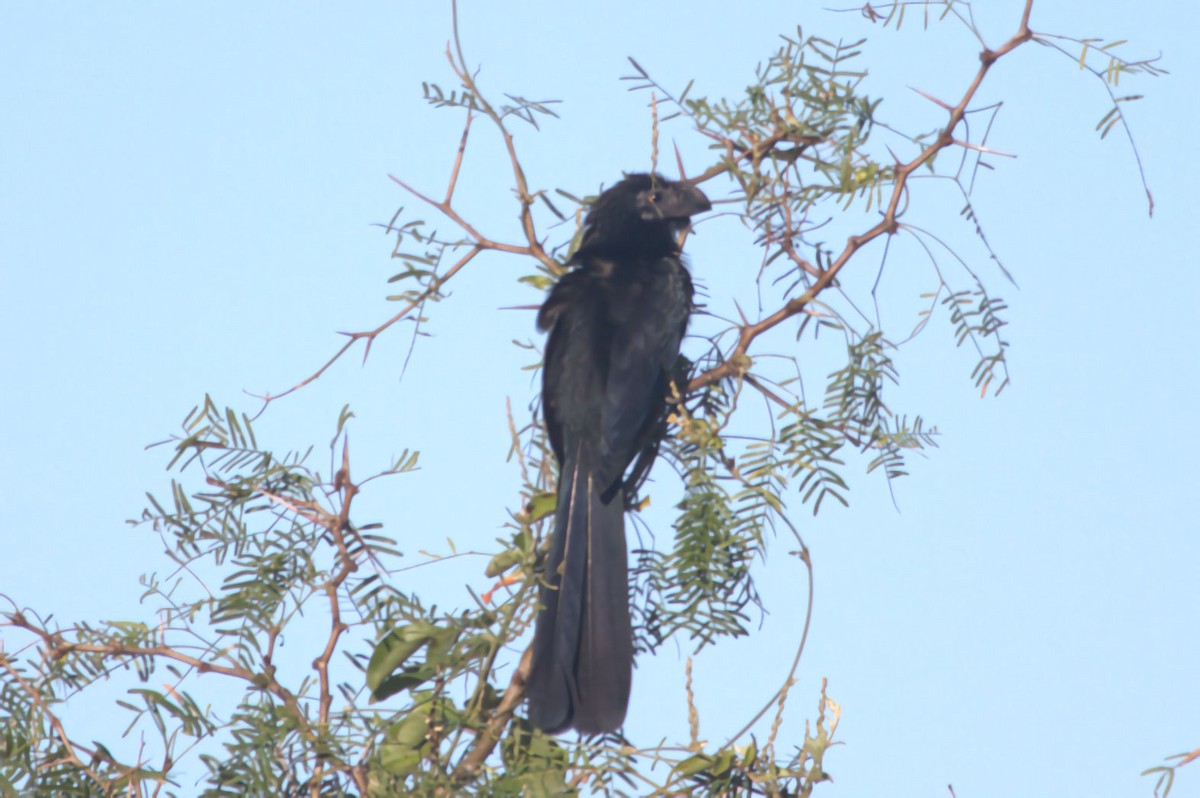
[657,182,712,220]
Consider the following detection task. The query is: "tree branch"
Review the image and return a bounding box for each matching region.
[688,0,1035,393]
[451,647,533,786]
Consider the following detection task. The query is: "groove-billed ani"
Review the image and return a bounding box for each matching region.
[527,173,711,734]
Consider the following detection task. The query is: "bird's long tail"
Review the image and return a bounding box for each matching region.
[527,444,632,734]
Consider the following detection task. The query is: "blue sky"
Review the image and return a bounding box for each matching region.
[1,2,1196,796]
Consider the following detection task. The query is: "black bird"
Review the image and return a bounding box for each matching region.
[527,173,711,734]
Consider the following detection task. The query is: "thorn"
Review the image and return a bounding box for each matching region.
[952,138,1017,158]
[732,298,750,325]
[674,141,687,181]
[908,85,954,111]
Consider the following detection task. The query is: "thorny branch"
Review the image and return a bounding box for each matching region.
[5,612,312,729]
[311,438,367,795]
[686,0,1035,392]
[258,0,1063,464]
[251,0,553,418]
[254,0,1059,424]
[4,429,371,795]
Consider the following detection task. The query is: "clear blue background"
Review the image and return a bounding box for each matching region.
[1,2,1195,796]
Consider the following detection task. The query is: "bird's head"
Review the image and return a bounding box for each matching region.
[579,173,712,257]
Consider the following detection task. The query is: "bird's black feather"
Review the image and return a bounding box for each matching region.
[527,173,710,734]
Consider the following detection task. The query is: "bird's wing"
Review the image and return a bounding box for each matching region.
[597,259,690,494]
[538,269,594,465]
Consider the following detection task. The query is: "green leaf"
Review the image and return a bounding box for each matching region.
[371,669,435,701]
[485,547,522,578]
[527,491,557,523]
[388,710,431,748]
[711,747,735,775]
[742,738,758,767]
[673,753,713,777]
[375,712,429,777]
[367,623,438,693]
